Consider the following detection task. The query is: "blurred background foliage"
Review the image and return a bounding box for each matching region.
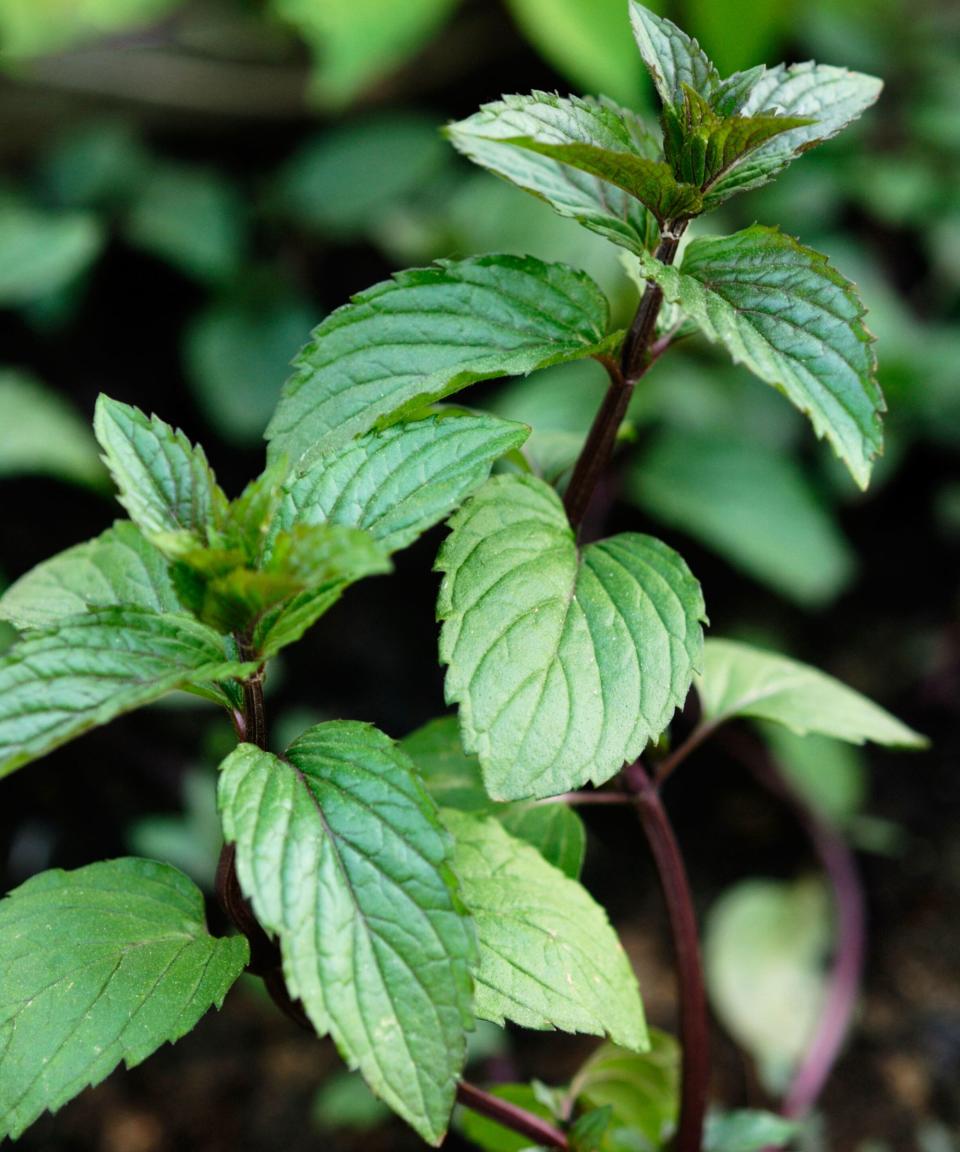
[0,1,958,1150]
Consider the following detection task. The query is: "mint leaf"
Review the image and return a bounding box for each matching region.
[0,607,254,777]
[437,474,705,800]
[442,809,646,1049]
[707,62,882,203]
[697,638,926,747]
[0,521,180,631]
[401,716,586,878]
[446,93,660,256]
[704,1109,801,1152]
[267,255,618,469]
[217,722,476,1144]
[628,2,720,108]
[0,371,104,487]
[0,858,248,1140]
[0,200,103,306]
[276,412,529,555]
[637,226,883,488]
[94,395,228,543]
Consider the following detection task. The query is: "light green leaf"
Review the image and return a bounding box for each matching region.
[0,857,248,1140]
[401,716,586,878]
[625,430,855,607]
[570,1032,680,1151]
[697,638,926,747]
[706,62,883,204]
[704,878,831,1091]
[760,725,866,826]
[276,412,528,556]
[446,93,660,256]
[459,1083,554,1152]
[636,226,883,488]
[0,0,178,57]
[504,0,647,108]
[704,1109,801,1152]
[628,2,720,108]
[272,0,459,107]
[0,607,254,778]
[437,474,705,800]
[266,254,618,469]
[0,371,104,486]
[217,723,476,1144]
[0,201,103,306]
[443,810,646,1049]
[94,395,228,544]
[0,520,180,631]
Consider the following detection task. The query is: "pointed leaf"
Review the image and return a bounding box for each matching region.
[697,638,926,747]
[266,254,618,469]
[276,412,529,555]
[0,858,248,1140]
[628,2,720,108]
[0,607,254,777]
[442,810,646,1049]
[446,93,660,256]
[438,474,705,800]
[94,395,227,543]
[636,226,883,488]
[217,723,476,1144]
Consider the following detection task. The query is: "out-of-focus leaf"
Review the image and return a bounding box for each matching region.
[704,1109,801,1152]
[704,877,832,1091]
[683,0,793,75]
[0,201,103,306]
[272,0,459,107]
[128,767,222,885]
[459,1083,554,1152]
[625,430,855,607]
[0,0,178,57]
[0,371,104,487]
[312,1070,392,1133]
[38,122,151,211]
[124,164,246,282]
[760,724,867,826]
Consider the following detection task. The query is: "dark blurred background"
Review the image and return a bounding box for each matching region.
[0,1,958,1149]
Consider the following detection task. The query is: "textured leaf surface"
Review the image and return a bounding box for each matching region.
[637,226,883,487]
[0,858,248,1140]
[697,639,926,747]
[276,413,529,555]
[438,474,705,800]
[446,93,661,256]
[0,522,180,630]
[707,62,883,204]
[401,717,586,878]
[217,723,476,1143]
[629,2,720,107]
[442,810,646,1049]
[94,396,227,542]
[266,254,617,468]
[0,608,253,777]
[0,371,104,487]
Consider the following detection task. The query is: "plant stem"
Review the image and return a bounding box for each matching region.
[624,762,709,1152]
[563,226,685,530]
[456,1081,569,1150]
[653,722,716,788]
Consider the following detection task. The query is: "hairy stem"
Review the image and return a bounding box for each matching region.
[562,227,685,530]
[456,1081,569,1150]
[624,762,709,1152]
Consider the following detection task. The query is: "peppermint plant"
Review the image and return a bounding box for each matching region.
[0,6,926,1151]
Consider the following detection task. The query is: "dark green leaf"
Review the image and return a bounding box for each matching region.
[0,858,248,1139]
[459,1083,553,1152]
[570,1107,613,1152]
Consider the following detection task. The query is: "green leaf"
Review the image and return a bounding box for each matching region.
[94,395,228,544]
[437,474,705,801]
[442,810,646,1049]
[275,412,528,556]
[401,717,586,878]
[636,226,883,488]
[0,370,104,487]
[459,1083,554,1152]
[266,254,618,469]
[570,1106,613,1152]
[0,520,180,631]
[217,722,476,1144]
[760,725,866,826]
[0,200,103,306]
[705,62,883,205]
[704,878,831,1091]
[0,0,178,57]
[0,607,254,778]
[704,1109,801,1152]
[625,430,855,608]
[628,2,720,108]
[503,0,647,108]
[697,638,927,747]
[272,0,458,107]
[446,93,660,256]
[0,857,248,1140]
[570,1032,680,1150]
[38,122,151,212]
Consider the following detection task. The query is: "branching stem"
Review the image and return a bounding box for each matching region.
[456,1081,569,1149]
